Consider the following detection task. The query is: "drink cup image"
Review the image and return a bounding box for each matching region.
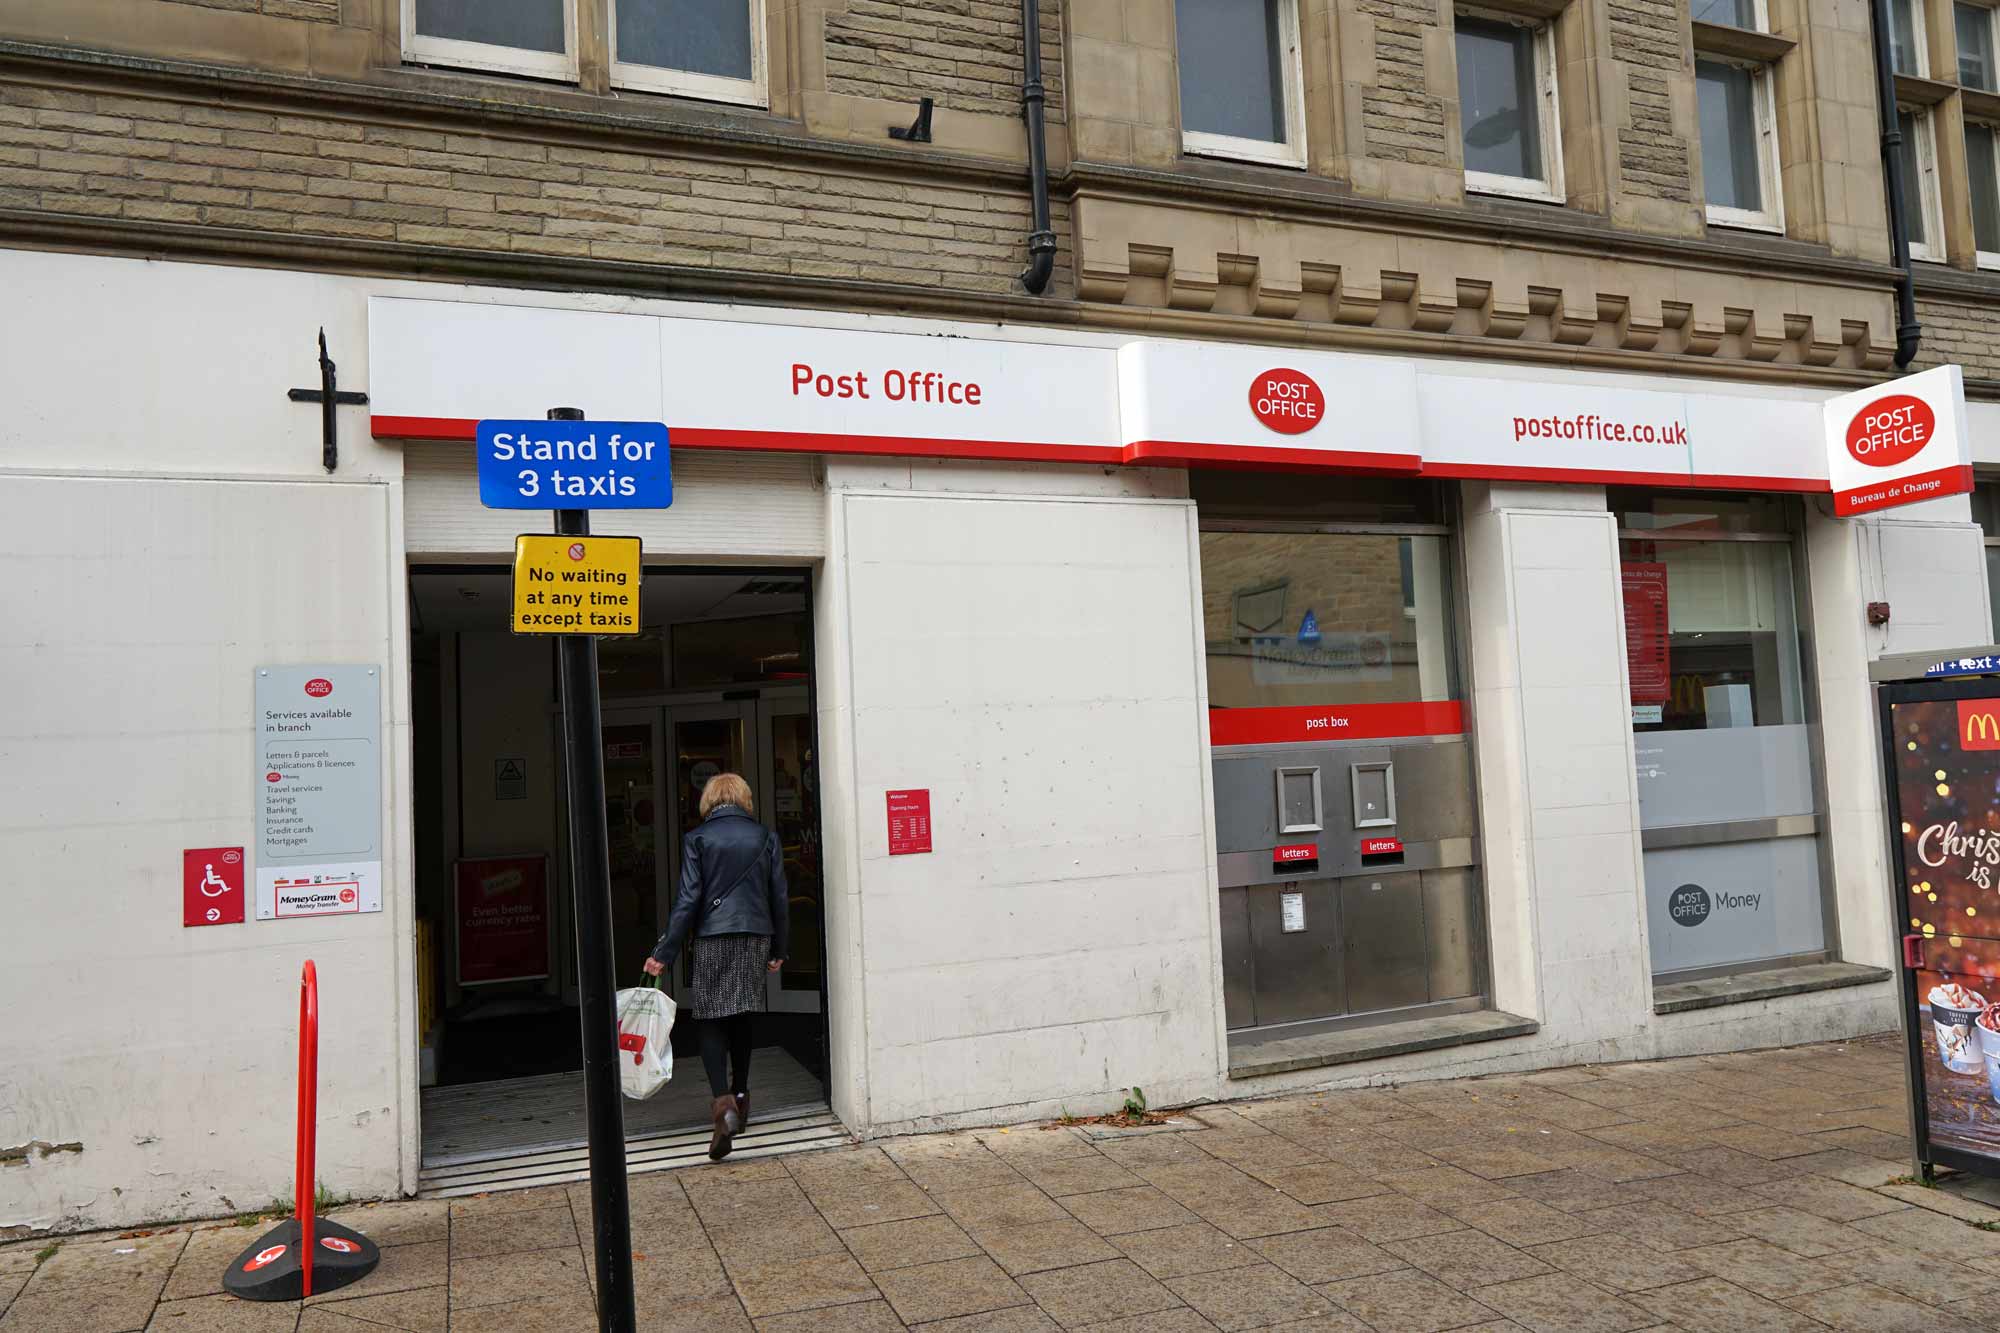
[1930,982,1987,1075]
[1981,1008,2000,1104]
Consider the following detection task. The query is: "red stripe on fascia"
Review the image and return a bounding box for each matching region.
[1124,440,1424,474]
[671,427,1123,465]
[1208,700,1465,747]
[1423,461,1834,492]
[372,415,478,440]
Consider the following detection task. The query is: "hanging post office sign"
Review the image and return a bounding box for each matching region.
[1823,365,1973,515]
[254,665,383,919]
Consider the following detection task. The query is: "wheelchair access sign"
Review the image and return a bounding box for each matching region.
[476,419,672,509]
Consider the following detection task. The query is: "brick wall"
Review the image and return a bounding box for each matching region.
[1360,0,1448,166]
[1915,296,2000,380]
[1609,0,1690,202]
[0,81,1067,296]
[162,0,339,18]
[825,0,1066,122]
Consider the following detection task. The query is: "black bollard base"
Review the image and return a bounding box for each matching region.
[223,1217,379,1302]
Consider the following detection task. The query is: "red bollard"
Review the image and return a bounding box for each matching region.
[225,960,380,1303]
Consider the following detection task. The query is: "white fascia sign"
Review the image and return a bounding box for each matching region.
[1822,364,1973,515]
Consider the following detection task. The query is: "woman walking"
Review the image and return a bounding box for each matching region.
[642,772,788,1160]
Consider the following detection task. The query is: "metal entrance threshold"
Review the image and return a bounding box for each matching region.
[417,1052,846,1197]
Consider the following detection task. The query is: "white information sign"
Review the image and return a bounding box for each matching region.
[1280,891,1306,934]
[254,665,384,919]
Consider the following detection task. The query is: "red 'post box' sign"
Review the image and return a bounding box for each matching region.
[887,789,932,855]
[184,847,246,927]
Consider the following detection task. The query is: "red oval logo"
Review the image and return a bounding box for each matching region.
[222,850,242,864]
[266,772,282,783]
[339,887,357,904]
[304,678,333,697]
[1846,394,1935,468]
[244,1244,287,1272]
[1249,369,1324,436]
[321,1236,360,1253]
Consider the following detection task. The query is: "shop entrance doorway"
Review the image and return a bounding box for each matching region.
[408,566,838,1193]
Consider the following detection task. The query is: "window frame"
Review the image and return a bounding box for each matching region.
[1958,0,2000,89]
[401,0,580,82]
[1176,0,1310,169]
[608,0,770,108]
[1971,120,2000,267]
[1904,104,1949,261]
[1457,9,1567,205]
[1699,55,1786,233]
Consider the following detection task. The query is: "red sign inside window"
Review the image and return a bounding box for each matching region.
[1621,562,1670,706]
[887,789,932,856]
[454,856,550,986]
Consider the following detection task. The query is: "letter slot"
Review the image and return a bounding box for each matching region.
[1351,760,1396,828]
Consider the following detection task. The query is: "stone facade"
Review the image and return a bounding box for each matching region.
[824,0,1066,123]
[170,0,338,17]
[1360,0,1450,167]
[1915,293,2000,382]
[1608,0,1693,202]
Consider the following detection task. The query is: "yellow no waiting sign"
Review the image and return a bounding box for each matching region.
[512,535,642,635]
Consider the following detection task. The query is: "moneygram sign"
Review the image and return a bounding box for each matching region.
[1823,365,1972,515]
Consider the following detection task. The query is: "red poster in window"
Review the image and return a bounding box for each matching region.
[1621,562,1670,705]
[887,789,932,856]
[454,856,550,985]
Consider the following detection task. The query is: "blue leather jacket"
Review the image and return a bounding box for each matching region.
[649,805,789,963]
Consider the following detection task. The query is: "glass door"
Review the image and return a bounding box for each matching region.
[760,696,823,1014]
[601,709,666,974]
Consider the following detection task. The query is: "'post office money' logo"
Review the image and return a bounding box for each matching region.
[1669,883,1712,927]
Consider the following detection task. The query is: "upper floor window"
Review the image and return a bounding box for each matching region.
[405,0,577,81]
[1967,122,2000,266]
[1455,10,1563,202]
[403,0,767,107]
[1960,1,1999,88]
[1691,0,1757,26]
[1891,0,1926,74]
[1900,105,1947,260]
[1174,0,1306,167]
[1698,57,1782,230]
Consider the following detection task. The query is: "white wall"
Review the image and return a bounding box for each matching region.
[817,460,1224,1131]
[0,477,404,1232]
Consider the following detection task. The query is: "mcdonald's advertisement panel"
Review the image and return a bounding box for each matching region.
[1886,683,2000,1173]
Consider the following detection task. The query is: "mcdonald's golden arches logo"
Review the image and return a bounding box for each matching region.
[1957,698,2000,751]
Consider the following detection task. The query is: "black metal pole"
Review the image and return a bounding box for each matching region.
[1018,0,1056,295]
[549,405,636,1333]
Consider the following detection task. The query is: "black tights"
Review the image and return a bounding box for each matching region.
[698,1014,754,1099]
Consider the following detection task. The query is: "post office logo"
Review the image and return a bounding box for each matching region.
[304,678,333,698]
[1958,698,2000,751]
[1668,883,1712,927]
[1249,369,1324,436]
[1846,394,1934,468]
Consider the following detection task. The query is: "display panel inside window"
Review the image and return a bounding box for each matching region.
[616,0,755,80]
[1200,532,1458,711]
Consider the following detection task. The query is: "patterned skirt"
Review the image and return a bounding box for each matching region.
[688,933,770,1020]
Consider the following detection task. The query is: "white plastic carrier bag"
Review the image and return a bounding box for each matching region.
[615,976,676,1100]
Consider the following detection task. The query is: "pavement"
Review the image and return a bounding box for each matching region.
[6,1033,2000,1332]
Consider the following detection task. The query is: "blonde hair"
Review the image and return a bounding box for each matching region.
[700,772,754,818]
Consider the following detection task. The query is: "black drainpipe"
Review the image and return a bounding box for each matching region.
[1868,0,1922,368]
[1019,0,1057,295]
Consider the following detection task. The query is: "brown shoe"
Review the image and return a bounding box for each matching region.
[734,1092,750,1130]
[709,1095,740,1161]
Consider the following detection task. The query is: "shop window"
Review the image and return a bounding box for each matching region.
[1455,11,1564,202]
[1901,106,1947,261]
[1614,492,1831,981]
[610,0,766,107]
[404,0,578,80]
[1969,123,2000,266]
[1697,57,1783,231]
[1971,481,2000,635]
[1961,1,1999,88]
[1174,0,1307,167]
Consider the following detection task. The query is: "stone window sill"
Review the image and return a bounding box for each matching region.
[1227,1009,1539,1080]
[1652,960,1892,1015]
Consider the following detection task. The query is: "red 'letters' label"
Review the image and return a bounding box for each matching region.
[1249,369,1325,436]
[1846,394,1935,468]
